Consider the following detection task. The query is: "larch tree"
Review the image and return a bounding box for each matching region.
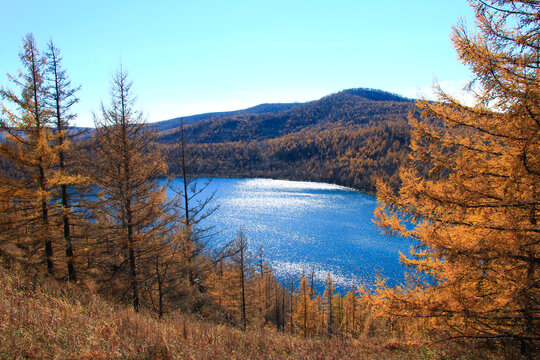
[91,66,168,312]
[293,271,315,336]
[232,230,249,330]
[322,273,335,334]
[0,33,57,274]
[252,246,275,324]
[343,286,358,334]
[45,39,82,282]
[206,259,242,321]
[254,246,266,320]
[135,194,184,318]
[375,0,539,356]
[308,266,316,299]
[169,120,218,286]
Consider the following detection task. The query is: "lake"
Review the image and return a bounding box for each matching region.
[168,177,413,291]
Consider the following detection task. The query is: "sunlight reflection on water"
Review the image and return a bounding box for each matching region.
[168,177,413,291]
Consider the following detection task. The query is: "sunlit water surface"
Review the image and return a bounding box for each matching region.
[167,177,413,291]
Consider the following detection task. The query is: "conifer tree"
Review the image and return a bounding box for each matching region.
[45,39,82,281]
[91,66,168,312]
[0,33,57,274]
[206,259,244,323]
[293,272,314,336]
[274,280,286,331]
[343,287,358,334]
[308,266,316,299]
[232,230,249,329]
[145,219,186,318]
[169,120,218,285]
[376,1,539,355]
[252,246,275,324]
[312,293,324,335]
[323,273,335,334]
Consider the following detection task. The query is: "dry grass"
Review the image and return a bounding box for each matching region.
[0,261,505,360]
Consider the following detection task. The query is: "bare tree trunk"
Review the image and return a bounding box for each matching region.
[30,45,54,276]
[61,181,76,281]
[281,287,286,332]
[179,121,196,285]
[126,198,139,312]
[240,242,247,330]
[40,171,53,275]
[49,44,77,281]
[275,283,281,331]
[156,255,164,319]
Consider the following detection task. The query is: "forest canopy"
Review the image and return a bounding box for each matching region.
[159,89,413,193]
[375,0,539,357]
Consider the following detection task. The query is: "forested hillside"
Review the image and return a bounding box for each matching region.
[1,0,536,358]
[155,103,301,132]
[159,88,413,192]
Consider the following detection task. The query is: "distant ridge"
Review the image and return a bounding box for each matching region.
[155,102,301,132]
[343,88,412,102]
[158,87,413,193]
[157,88,412,143]
[154,88,411,132]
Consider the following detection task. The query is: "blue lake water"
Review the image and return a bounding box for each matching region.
[167,177,413,291]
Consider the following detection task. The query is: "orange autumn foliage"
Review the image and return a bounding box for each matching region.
[375,0,539,356]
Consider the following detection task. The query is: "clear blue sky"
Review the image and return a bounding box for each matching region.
[1,0,475,127]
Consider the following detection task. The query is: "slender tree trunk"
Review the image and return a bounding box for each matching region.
[51,49,77,281]
[38,140,53,275]
[281,287,286,332]
[309,267,315,299]
[239,245,247,330]
[125,163,139,312]
[303,291,308,336]
[352,295,356,335]
[156,256,164,319]
[126,198,139,312]
[56,95,76,281]
[40,170,54,275]
[61,181,76,281]
[289,278,294,333]
[521,182,537,359]
[120,82,139,312]
[520,252,536,359]
[275,284,281,330]
[32,52,53,275]
[328,294,333,334]
[180,121,190,228]
[180,121,197,285]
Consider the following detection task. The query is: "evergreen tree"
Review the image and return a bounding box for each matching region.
[91,66,168,312]
[322,273,335,334]
[144,214,186,318]
[168,120,218,285]
[343,286,358,334]
[0,33,57,274]
[45,39,82,281]
[232,230,249,329]
[293,272,314,336]
[376,1,539,355]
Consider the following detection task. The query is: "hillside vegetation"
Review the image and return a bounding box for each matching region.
[0,0,537,358]
[0,257,503,360]
[160,88,412,192]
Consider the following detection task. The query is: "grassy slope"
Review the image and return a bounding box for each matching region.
[0,260,501,360]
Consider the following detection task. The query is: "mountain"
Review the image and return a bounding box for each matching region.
[156,88,414,193]
[341,88,411,102]
[155,103,301,132]
[0,88,413,192]
[156,88,411,144]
